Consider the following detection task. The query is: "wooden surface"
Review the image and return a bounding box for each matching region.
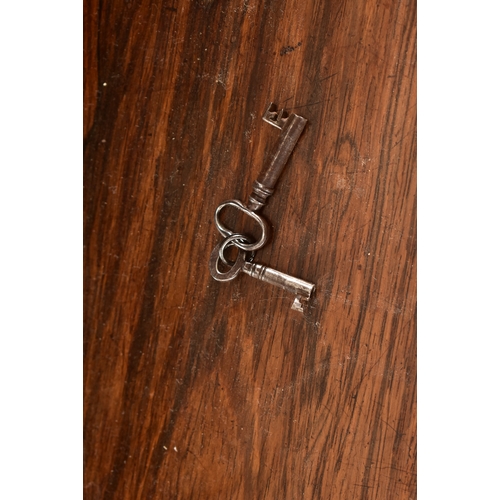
[84,0,416,498]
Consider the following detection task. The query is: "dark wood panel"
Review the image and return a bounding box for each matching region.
[84,0,416,498]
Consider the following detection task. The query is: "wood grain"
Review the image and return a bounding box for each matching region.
[84,0,416,498]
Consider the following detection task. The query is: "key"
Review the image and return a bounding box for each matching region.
[208,236,315,312]
[242,261,315,313]
[247,102,308,212]
[214,102,307,252]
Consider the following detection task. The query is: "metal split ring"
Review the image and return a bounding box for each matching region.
[214,199,270,252]
[218,233,255,266]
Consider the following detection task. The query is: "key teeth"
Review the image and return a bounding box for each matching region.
[277,108,289,124]
[291,297,306,313]
[262,102,289,129]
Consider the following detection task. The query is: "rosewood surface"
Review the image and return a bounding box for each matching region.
[84,0,416,498]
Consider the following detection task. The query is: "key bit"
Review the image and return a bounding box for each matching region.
[262,102,290,129]
[247,102,307,212]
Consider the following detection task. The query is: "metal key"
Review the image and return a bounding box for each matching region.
[243,261,315,312]
[209,236,315,312]
[247,102,308,212]
[214,102,307,252]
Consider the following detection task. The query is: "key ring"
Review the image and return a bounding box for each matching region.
[214,199,270,252]
[218,233,255,267]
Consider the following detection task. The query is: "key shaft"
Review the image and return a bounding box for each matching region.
[242,261,315,306]
[247,105,307,212]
